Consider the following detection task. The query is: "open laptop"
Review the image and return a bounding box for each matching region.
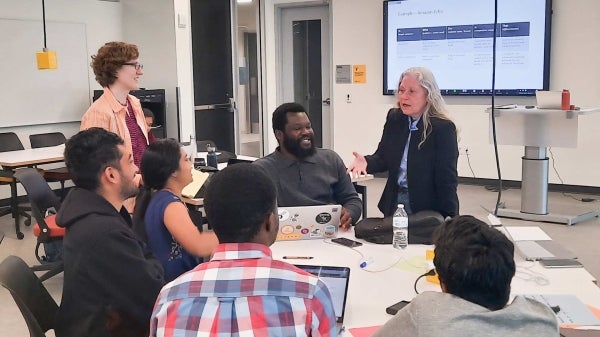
[295,265,350,330]
[501,225,577,261]
[277,205,341,241]
[536,90,562,109]
[514,240,577,261]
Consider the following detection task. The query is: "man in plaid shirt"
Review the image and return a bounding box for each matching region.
[150,163,337,337]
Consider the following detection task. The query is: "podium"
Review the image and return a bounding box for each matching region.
[488,106,600,225]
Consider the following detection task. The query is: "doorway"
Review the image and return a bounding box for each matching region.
[279,5,331,149]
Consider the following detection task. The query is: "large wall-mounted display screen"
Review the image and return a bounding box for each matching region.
[383,0,552,96]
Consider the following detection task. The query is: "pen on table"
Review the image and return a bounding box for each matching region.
[282,256,314,260]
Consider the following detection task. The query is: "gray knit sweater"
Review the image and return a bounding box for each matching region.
[373,292,558,337]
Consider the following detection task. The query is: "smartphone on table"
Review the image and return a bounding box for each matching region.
[386,300,410,315]
[331,237,363,247]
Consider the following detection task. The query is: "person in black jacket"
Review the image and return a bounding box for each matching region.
[56,128,165,337]
[348,67,458,218]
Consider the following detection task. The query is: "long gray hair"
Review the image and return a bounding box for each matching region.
[398,67,452,148]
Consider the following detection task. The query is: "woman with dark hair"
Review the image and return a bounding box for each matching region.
[134,138,218,282]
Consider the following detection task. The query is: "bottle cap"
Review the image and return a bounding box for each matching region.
[397,204,404,208]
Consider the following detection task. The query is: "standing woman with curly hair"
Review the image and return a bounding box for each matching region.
[81,41,150,211]
[348,67,458,218]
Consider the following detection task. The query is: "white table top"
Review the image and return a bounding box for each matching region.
[487,105,600,116]
[0,144,65,169]
[270,229,600,331]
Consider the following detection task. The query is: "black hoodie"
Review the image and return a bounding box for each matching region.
[55,188,165,337]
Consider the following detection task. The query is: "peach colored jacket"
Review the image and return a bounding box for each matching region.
[80,87,149,153]
[80,88,148,212]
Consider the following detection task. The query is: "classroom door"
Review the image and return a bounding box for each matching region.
[190,0,237,153]
[279,5,331,149]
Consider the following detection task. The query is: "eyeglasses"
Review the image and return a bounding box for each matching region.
[123,62,143,71]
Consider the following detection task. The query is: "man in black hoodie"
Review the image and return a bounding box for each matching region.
[56,128,164,337]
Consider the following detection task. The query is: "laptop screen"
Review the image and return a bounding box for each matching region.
[295,265,350,323]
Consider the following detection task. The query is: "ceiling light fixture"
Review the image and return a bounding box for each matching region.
[36,0,57,69]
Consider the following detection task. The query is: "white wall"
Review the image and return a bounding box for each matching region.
[0,0,123,143]
[173,0,195,142]
[0,0,122,199]
[121,0,179,140]
[237,1,258,134]
[260,0,600,187]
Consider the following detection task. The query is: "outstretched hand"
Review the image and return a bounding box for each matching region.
[347,151,368,178]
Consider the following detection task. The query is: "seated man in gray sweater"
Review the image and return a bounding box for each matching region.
[254,102,362,229]
[374,215,558,337]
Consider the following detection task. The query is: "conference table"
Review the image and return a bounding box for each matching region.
[0,145,65,238]
[270,228,600,333]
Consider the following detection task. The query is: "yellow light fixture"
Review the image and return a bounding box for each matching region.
[37,0,57,70]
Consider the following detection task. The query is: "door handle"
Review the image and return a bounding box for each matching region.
[194,102,232,110]
[322,98,331,105]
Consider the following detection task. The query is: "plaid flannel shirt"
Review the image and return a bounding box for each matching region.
[150,243,337,337]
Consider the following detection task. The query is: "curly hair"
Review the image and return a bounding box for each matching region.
[91,41,139,87]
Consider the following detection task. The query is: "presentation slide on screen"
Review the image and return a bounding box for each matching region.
[385,0,548,94]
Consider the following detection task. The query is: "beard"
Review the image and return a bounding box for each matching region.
[118,171,139,200]
[283,133,316,159]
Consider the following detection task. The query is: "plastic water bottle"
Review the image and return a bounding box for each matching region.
[206,145,218,169]
[189,134,197,162]
[392,204,408,249]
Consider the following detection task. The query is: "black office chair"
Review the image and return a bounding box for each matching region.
[29,132,70,200]
[0,255,59,337]
[14,168,64,282]
[0,132,33,239]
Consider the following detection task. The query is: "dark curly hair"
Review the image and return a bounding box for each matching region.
[64,127,124,191]
[91,41,139,87]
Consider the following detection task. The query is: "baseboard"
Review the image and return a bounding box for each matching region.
[458,177,600,195]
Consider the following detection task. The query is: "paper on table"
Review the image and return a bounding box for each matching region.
[181,169,210,198]
[349,325,381,337]
[524,294,600,326]
[504,226,552,241]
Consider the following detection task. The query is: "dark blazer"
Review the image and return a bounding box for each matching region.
[365,108,458,217]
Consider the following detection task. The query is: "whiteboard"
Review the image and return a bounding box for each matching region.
[0,18,90,127]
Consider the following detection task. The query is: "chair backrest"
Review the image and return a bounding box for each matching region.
[0,255,59,337]
[29,132,67,149]
[14,168,62,226]
[0,132,25,152]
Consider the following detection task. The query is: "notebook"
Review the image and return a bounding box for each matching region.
[295,264,350,328]
[276,205,341,241]
[181,169,216,199]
